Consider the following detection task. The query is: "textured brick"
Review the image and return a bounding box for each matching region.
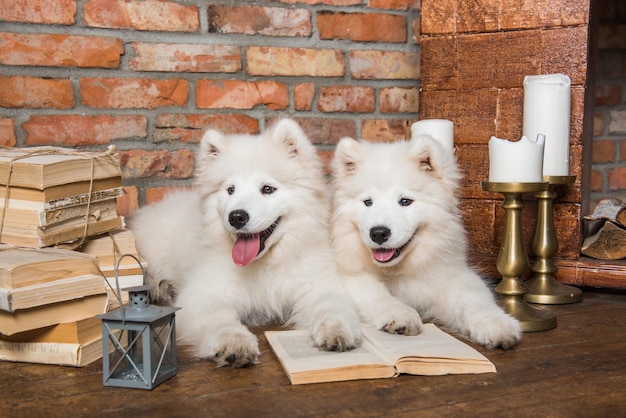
[422,29,585,91]
[541,27,589,85]
[146,186,192,205]
[570,86,586,145]
[420,89,498,144]
[23,115,147,146]
[609,110,626,134]
[0,76,74,109]
[83,0,199,32]
[350,50,419,80]
[590,169,603,193]
[458,31,540,90]
[595,84,622,107]
[130,43,241,73]
[0,32,123,68]
[495,88,523,142]
[411,14,421,44]
[456,144,490,198]
[592,140,616,164]
[361,119,411,142]
[0,118,16,146]
[247,46,344,77]
[208,5,311,37]
[317,149,334,176]
[380,87,419,113]
[116,186,139,218]
[608,167,626,190]
[294,83,315,111]
[457,0,499,32]
[80,78,188,109]
[0,0,76,24]
[500,0,589,30]
[119,149,194,179]
[197,80,288,110]
[369,0,421,10]
[420,36,457,90]
[317,12,406,42]
[420,0,456,34]
[280,0,361,4]
[154,114,259,143]
[594,112,605,137]
[285,117,356,145]
[620,139,626,162]
[318,86,375,113]
[598,52,624,78]
[421,0,588,34]
[460,198,496,255]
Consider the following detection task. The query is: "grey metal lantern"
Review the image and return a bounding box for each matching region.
[98,255,181,390]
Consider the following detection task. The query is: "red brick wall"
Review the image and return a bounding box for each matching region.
[0,0,420,214]
[592,0,626,209]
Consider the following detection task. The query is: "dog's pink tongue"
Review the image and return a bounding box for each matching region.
[232,235,261,267]
[373,248,395,262]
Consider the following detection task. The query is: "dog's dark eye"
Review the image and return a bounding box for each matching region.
[399,198,413,206]
[227,186,235,195]
[261,185,276,195]
[363,198,373,207]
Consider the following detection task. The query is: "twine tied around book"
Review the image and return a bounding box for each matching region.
[0,145,120,249]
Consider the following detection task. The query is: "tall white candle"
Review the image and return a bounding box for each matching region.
[410,119,454,154]
[489,135,545,183]
[523,74,571,176]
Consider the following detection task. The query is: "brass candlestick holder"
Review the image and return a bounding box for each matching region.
[525,175,582,304]
[481,181,557,332]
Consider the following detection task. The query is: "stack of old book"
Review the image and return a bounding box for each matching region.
[0,146,123,248]
[0,246,109,366]
[0,146,146,367]
[0,230,146,367]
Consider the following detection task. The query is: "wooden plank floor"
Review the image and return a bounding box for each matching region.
[1,287,625,418]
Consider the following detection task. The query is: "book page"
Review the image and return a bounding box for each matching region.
[362,324,496,375]
[265,330,396,384]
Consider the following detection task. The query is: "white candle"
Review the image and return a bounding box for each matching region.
[489,135,545,183]
[410,119,454,154]
[523,74,571,176]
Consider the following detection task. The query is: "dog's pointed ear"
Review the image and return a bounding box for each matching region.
[409,134,440,175]
[200,129,226,161]
[271,119,312,158]
[333,137,361,177]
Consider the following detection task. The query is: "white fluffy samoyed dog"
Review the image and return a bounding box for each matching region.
[129,119,362,367]
[330,134,521,349]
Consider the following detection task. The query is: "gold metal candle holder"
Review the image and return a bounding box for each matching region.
[526,175,582,304]
[481,181,557,332]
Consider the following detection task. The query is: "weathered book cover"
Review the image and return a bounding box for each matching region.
[0,245,101,288]
[1,316,102,345]
[0,294,107,336]
[0,146,121,190]
[0,274,106,312]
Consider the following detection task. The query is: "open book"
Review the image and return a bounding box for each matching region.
[265,324,496,385]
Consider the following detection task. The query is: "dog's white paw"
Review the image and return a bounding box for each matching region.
[212,330,260,368]
[312,318,362,352]
[468,314,522,350]
[377,303,423,336]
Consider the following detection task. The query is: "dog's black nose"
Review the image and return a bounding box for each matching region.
[370,226,391,245]
[229,210,249,229]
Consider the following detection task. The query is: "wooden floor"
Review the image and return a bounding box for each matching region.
[2,287,625,418]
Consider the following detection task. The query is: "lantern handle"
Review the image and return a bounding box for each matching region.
[114,253,147,324]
